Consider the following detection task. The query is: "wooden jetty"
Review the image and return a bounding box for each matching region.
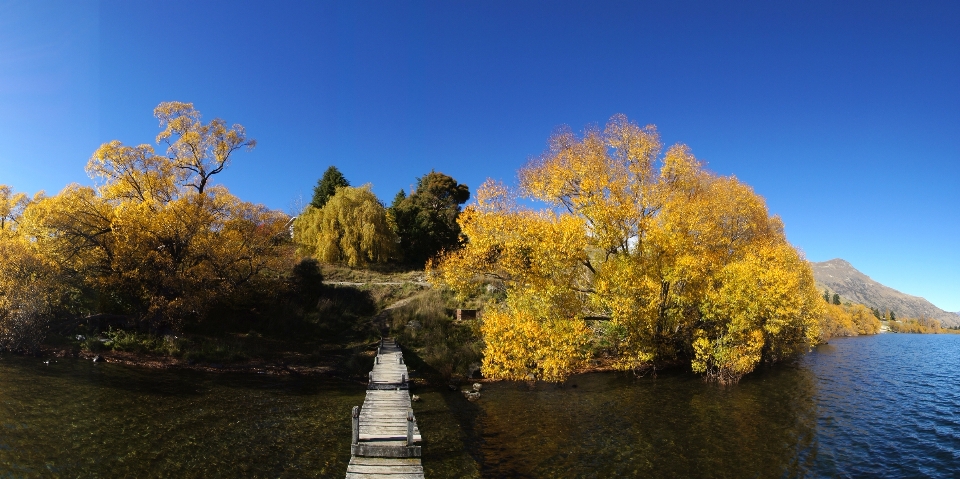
[345,338,424,479]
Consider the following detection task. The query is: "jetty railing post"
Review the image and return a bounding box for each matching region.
[406,410,414,446]
[376,355,380,364]
[352,406,360,447]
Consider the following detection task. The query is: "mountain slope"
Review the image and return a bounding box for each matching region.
[811,259,960,328]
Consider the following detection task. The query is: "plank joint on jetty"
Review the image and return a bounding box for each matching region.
[345,338,425,479]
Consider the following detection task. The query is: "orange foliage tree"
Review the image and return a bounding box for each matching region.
[7,103,292,334]
[431,115,823,383]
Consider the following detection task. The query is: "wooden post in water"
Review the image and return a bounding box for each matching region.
[351,406,360,446]
[406,409,414,446]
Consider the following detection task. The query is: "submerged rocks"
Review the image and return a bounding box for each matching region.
[411,394,421,402]
[472,383,482,392]
[462,389,481,401]
[92,355,103,363]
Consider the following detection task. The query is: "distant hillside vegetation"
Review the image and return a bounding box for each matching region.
[811,259,960,328]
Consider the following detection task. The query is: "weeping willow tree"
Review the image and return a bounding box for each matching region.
[295,185,396,267]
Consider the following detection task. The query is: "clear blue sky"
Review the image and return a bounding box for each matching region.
[1,1,958,311]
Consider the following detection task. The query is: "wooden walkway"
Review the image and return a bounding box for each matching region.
[345,338,424,479]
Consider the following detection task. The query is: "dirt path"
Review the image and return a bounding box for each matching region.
[325,281,430,287]
[372,294,419,329]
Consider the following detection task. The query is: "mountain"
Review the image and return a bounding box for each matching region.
[811,259,960,328]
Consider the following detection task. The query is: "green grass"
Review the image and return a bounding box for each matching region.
[320,263,425,284]
[390,288,484,379]
[80,329,249,362]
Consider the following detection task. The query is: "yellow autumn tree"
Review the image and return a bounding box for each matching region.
[432,114,823,383]
[295,185,397,267]
[0,235,69,352]
[819,302,881,339]
[0,186,73,352]
[0,185,29,232]
[15,103,292,332]
[434,184,593,380]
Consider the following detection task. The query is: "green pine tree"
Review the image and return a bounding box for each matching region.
[310,166,350,209]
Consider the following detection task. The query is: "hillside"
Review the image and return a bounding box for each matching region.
[811,259,960,328]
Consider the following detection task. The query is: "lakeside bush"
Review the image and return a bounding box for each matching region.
[889,317,954,334]
[819,303,881,340]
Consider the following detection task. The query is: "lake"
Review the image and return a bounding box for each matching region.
[2,333,959,477]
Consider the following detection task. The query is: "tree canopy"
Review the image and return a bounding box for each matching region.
[0,103,291,348]
[295,185,397,267]
[153,101,256,195]
[389,171,470,266]
[431,114,823,383]
[310,166,350,209]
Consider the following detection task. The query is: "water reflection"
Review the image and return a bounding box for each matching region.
[3,334,960,477]
[467,366,819,478]
[0,356,365,477]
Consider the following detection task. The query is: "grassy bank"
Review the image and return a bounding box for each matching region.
[388,288,484,380]
[32,263,438,378]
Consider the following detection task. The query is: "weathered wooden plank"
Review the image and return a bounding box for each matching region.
[349,457,422,466]
[347,464,424,474]
[346,474,425,479]
[359,435,423,442]
[351,443,421,458]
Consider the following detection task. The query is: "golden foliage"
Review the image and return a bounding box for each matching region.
[154,101,256,194]
[694,243,823,382]
[819,303,882,339]
[0,215,69,351]
[4,103,290,332]
[0,185,29,233]
[888,317,950,334]
[294,185,396,267]
[432,114,823,383]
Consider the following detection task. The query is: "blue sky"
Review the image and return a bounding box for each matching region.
[1,1,958,311]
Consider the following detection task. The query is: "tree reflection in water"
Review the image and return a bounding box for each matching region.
[465,365,818,478]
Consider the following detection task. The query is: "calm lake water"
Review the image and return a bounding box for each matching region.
[2,333,959,477]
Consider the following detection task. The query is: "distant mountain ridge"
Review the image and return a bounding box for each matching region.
[810,259,960,328]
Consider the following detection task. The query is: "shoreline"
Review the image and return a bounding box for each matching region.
[27,344,632,386]
[34,346,352,379]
